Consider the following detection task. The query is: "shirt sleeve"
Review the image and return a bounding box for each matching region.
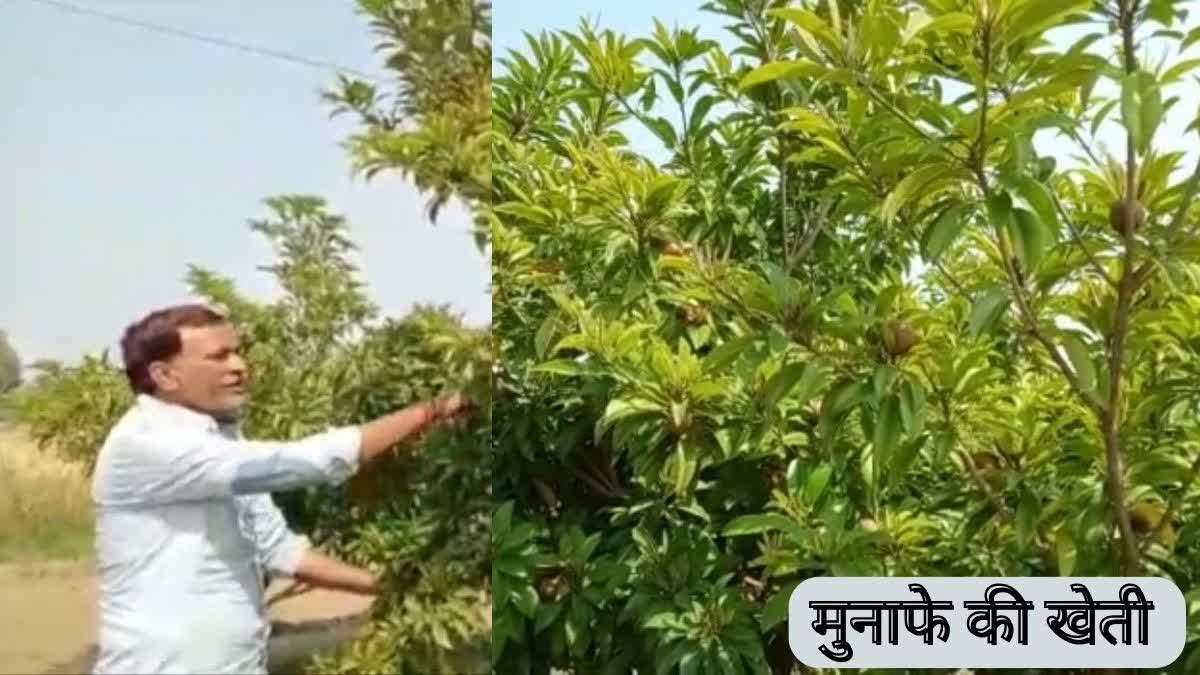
[239,493,310,576]
[97,424,362,506]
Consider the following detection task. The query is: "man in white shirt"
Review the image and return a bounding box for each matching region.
[90,303,472,674]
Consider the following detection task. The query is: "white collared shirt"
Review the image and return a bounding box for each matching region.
[90,394,361,674]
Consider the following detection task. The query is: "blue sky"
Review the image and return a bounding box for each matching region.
[0,0,490,367]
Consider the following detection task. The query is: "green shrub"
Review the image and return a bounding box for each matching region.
[0,331,20,392]
[491,1,1200,672]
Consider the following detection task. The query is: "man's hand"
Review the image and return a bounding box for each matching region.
[291,549,379,596]
[431,391,472,422]
[357,391,474,466]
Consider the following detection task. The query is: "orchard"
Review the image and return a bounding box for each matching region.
[5,1,492,673]
[492,0,1200,673]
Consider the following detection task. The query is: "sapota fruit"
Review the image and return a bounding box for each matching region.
[1108,199,1146,237]
[881,319,918,357]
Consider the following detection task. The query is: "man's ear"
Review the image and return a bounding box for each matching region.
[148,361,178,393]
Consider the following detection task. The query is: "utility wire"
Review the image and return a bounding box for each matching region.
[14,0,388,83]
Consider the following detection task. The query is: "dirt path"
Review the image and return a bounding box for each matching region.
[0,559,374,675]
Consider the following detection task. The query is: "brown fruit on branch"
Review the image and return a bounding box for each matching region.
[661,241,687,256]
[881,319,918,358]
[1129,501,1163,535]
[680,302,708,325]
[1108,199,1146,237]
[537,574,566,601]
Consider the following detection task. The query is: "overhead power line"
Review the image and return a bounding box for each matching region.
[16,0,387,83]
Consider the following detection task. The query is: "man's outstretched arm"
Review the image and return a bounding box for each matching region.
[292,549,379,595]
[100,392,473,506]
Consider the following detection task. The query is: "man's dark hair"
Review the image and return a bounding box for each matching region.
[120,304,228,394]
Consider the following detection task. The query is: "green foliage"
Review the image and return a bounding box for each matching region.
[323,0,492,250]
[494,0,1200,672]
[0,331,20,392]
[5,353,131,473]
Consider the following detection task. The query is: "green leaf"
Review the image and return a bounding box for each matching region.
[1138,75,1164,155]
[793,358,831,405]
[780,107,836,136]
[967,287,1010,336]
[1183,26,1200,51]
[1007,173,1060,234]
[512,584,539,619]
[535,601,565,633]
[642,611,676,629]
[534,312,558,361]
[672,442,697,495]
[532,359,586,377]
[805,464,833,504]
[922,204,969,262]
[962,502,997,543]
[596,397,661,442]
[762,362,810,411]
[1122,72,1144,154]
[738,61,821,89]
[881,163,963,224]
[760,582,798,630]
[1060,333,1097,393]
[723,513,804,539]
[493,502,514,539]
[495,202,554,224]
[1000,0,1091,45]
[704,334,758,372]
[769,9,843,53]
[898,381,914,432]
[900,379,926,435]
[905,11,975,42]
[1056,527,1077,575]
[872,364,898,401]
[1016,489,1038,549]
[1091,99,1119,137]
[786,458,804,496]
[873,396,900,474]
[1163,58,1200,83]
[690,94,718,130]
[644,116,678,150]
[889,434,926,486]
[823,379,868,419]
[985,191,1014,234]
[1009,208,1049,270]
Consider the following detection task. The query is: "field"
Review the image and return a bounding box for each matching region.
[0,422,93,564]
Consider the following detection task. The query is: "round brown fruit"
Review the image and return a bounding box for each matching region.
[538,574,565,601]
[1108,199,1146,237]
[882,319,918,358]
[680,302,708,325]
[1129,501,1162,535]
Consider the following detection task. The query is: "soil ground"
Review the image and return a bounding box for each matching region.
[0,559,373,675]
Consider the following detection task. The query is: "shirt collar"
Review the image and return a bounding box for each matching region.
[135,394,222,434]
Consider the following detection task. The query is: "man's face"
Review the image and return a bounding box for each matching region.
[152,322,249,419]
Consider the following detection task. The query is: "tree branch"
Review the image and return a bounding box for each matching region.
[965,22,1108,418]
[1049,189,1118,288]
[935,260,970,299]
[1105,0,1141,574]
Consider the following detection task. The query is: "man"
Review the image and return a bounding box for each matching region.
[90,303,472,674]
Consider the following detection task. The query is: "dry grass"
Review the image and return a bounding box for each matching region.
[0,421,93,563]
